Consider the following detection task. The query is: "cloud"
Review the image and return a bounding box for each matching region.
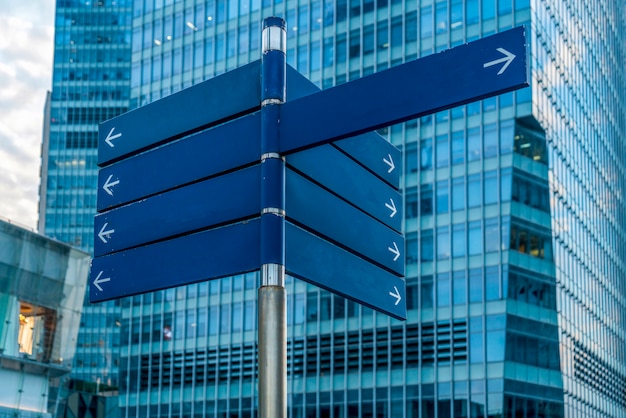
[0,6,54,230]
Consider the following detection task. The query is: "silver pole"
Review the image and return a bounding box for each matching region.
[258,271,286,417]
[258,17,287,418]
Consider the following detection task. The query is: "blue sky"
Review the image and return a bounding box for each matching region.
[0,1,55,230]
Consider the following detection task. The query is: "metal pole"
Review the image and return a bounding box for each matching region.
[258,17,287,418]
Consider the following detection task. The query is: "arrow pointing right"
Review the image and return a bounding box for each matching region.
[385,198,397,218]
[388,241,401,261]
[102,174,120,196]
[483,47,516,75]
[93,271,111,292]
[389,286,402,306]
[382,153,395,173]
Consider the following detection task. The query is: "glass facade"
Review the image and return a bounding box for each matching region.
[39,0,132,403]
[0,219,90,417]
[41,0,625,417]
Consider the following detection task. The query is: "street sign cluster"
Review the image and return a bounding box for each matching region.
[90,26,529,321]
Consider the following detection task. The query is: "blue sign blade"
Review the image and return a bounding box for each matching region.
[90,219,261,303]
[98,60,262,166]
[286,144,402,233]
[280,26,529,152]
[97,112,261,212]
[94,165,261,257]
[286,66,401,189]
[285,222,406,320]
[286,169,404,276]
[332,136,401,190]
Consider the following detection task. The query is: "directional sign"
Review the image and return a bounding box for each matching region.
[97,69,399,213]
[333,137,400,189]
[279,26,528,153]
[285,222,406,320]
[98,60,262,166]
[90,219,261,302]
[286,66,401,188]
[90,27,530,320]
[94,165,261,256]
[286,169,403,276]
[287,144,402,232]
[97,112,261,212]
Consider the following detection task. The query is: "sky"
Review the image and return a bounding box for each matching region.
[0,1,55,230]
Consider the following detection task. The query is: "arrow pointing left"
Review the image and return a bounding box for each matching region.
[98,223,115,243]
[102,175,120,196]
[93,271,111,292]
[104,127,122,147]
[483,47,516,75]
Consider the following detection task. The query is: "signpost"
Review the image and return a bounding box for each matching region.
[91,20,529,418]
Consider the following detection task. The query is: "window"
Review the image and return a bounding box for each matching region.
[420,6,433,38]
[501,168,512,201]
[469,316,484,363]
[453,270,466,305]
[406,144,418,173]
[437,226,450,260]
[484,170,498,205]
[16,302,57,362]
[468,221,482,255]
[482,0,495,19]
[451,131,465,165]
[435,1,448,33]
[421,229,434,261]
[406,191,418,219]
[436,181,449,214]
[468,174,482,208]
[436,134,449,168]
[452,177,465,211]
[467,127,481,161]
[485,218,500,253]
[467,0,479,22]
[349,29,360,58]
[483,123,498,158]
[391,16,402,46]
[485,266,500,300]
[420,138,433,169]
[421,275,434,308]
[363,25,374,54]
[437,273,451,307]
[451,0,463,29]
[420,184,433,215]
[336,33,347,64]
[469,268,483,303]
[405,11,417,42]
[452,223,466,257]
[323,37,334,67]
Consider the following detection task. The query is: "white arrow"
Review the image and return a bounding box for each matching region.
[385,198,397,218]
[98,223,115,243]
[483,47,516,75]
[104,127,122,147]
[388,241,400,261]
[383,153,395,173]
[93,271,111,292]
[102,174,120,196]
[389,286,402,306]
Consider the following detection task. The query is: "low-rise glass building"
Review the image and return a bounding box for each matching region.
[0,219,89,417]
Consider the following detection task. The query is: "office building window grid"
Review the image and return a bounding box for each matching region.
[41,0,625,417]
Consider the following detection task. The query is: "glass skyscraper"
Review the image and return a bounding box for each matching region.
[41,0,624,417]
[39,0,132,402]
